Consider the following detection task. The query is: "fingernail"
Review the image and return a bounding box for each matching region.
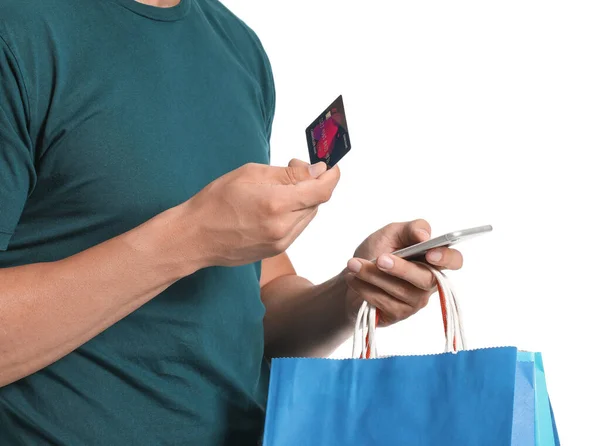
[428,250,442,262]
[347,259,362,274]
[377,255,394,270]
[309,162,327,178]
[417,229,431,240]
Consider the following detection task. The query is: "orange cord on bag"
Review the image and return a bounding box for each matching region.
[362,311,380,359]
[437,279,457,351]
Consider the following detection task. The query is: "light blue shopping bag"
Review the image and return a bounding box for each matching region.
[513,351,561,446]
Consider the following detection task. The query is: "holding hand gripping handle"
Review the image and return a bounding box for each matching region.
[352,263,466,359]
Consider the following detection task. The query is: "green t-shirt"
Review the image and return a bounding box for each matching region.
[0,0,275,444]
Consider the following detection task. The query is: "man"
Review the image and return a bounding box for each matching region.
[0,0,463,444]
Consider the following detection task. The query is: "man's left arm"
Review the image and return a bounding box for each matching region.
[261,252,351,358]
[261,220,464,359]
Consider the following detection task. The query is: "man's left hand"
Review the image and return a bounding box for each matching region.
[344,219,464,326]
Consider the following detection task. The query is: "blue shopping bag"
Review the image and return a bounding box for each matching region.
[263,267,559,446]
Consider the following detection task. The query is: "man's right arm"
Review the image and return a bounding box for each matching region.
[0,204,203,388]
[0,161,340,388]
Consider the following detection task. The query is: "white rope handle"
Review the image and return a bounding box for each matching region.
[352,263,466,359]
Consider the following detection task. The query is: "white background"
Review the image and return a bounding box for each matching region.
[224,1,600,443]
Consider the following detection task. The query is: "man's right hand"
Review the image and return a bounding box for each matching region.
[181,159,340,268]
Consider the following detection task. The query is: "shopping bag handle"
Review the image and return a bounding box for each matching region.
[352,262,467,359]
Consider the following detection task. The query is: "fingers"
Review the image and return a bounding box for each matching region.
[288,158,309,168]
[425,247,463,270]
[276,160,327,185]
[280,205,319,248]
[348,255,437,291]
[372,219,431,251]
[397,219,432,246]
[348,257,432,304]
[291,204,319,226]
[266,159,340,211]
[345,275,424,326]
[378,220,463,270]
[345,255,437,325]
[287,158,329,179]
[292,164,341,209]
[295,206,319,233]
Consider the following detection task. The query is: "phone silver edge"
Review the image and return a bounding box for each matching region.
[369,225,493,262]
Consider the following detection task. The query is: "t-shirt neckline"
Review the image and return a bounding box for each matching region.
[111,0,191,22]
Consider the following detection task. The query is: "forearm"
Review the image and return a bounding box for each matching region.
[262,271,353,358]
[0,204,203,387]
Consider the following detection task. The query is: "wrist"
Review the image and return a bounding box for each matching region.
[322,270,358,334]
[122,201,214,282]
[316,271,358,352]
[338,269,362,329]
[170,199,217,273]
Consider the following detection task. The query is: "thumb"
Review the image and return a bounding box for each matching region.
[398,219,431,247]
[288,158,310,168]
[280,159,327,184]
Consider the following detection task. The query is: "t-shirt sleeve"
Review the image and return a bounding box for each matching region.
[264,60,275,142]
[0,36,36,251]
[262,52,275,164]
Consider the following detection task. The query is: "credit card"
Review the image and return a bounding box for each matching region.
[305,95,351,168]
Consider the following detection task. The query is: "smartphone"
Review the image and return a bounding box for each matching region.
[375,225,493,261]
